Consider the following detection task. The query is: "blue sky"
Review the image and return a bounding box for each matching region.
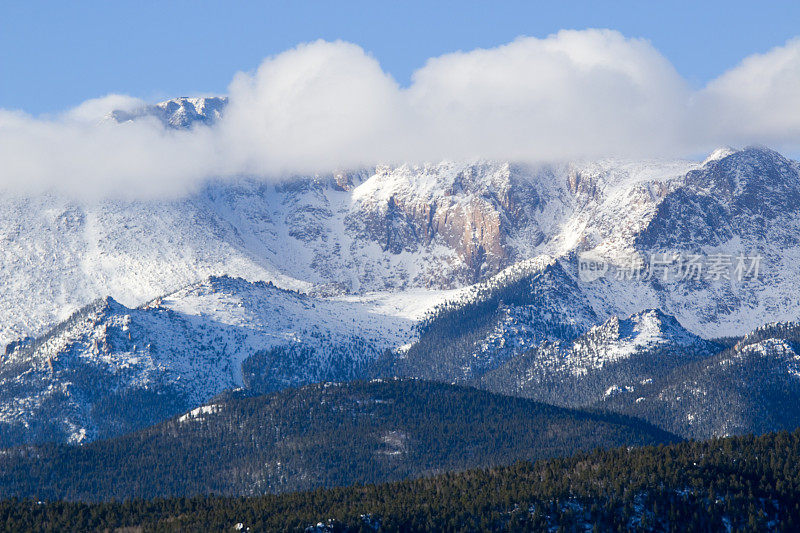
[2,0,800,114]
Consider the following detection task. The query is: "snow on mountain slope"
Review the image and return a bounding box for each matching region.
[0,275,454,447]
[572,309,706,366]
[547,158,699,256]
[581,147,800,337]
[0,155,697,350]
[0,192,304,348]
[107,96,227,128]
[477,309,719,407]
[601,322,800,439]
[384,258,602,383]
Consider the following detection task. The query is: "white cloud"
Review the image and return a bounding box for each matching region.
[62,94,147,123]
[404,30,692,160]
[219,40,406,175]
[697,38,800,149]
[1,30,799,198]
[0,109,220,199]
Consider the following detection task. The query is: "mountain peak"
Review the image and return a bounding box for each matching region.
[702,146,738,165]
[578,309,706,359]
[700,145,793,170]
[107,96,228,129]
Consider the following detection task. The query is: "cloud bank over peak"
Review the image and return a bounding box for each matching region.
[404,30,692,160]
[697,37,800,145]
[1,29,800,198]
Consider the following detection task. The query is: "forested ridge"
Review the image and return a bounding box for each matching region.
[3,429,800,531]
[0,380,674,502]
[382,259,596,382]
[601,322,800,439]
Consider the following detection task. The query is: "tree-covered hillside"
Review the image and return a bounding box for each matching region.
[601,322,800,438]
[4,429,800,531]
[381,259,598,382]
[0,379,675,502]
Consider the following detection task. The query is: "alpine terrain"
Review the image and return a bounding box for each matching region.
[2,97,800,477]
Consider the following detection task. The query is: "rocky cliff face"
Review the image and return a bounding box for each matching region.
[346,162,551,284]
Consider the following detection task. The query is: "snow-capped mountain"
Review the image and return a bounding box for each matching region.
[0,156,681,350]
[383,258,600,382]
[0,275,452,446]
[608,147,800,336]
[602,322,800,439]
[7,141,799,352]
[477,309,719,407]
[107,96,227,128]
[4,97,800,447]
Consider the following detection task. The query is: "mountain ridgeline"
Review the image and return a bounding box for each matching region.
[3,99,800,527]
[3,98,800,530]
[600,322,800,439]
[380,258,599,382]
[0,275,414,448]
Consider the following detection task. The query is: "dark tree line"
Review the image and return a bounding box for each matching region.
[2,428,800,531]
